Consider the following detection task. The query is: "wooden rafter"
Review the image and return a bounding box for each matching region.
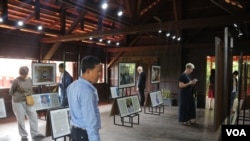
[41,15,250,43]
[43,10,87,60]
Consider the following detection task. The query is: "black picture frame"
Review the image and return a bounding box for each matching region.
[151,65,161,83]
[49,108,71,139]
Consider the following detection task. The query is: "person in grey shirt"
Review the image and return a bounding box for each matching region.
[9,66,44,140]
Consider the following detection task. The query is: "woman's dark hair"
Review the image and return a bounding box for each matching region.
[19,66,29,75]
[81,56,101,73]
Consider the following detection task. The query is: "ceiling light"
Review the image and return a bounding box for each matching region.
[172,36,176,39]
[117,11,123,16]
[166,33,170,37]
[238,30,243,36]
[116,42,120,46]
[233,24,237,28]
[37,25,43,30]
[101,3,108,10]
[177,37,181,41]
[17,21,23,26]
[158,30,162,33]
[99,38,103,42]
[89,37,93,40]
[107,40,111,44]
[0,18,3,23]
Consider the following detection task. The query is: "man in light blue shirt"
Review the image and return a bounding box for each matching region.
[67,56,102,141]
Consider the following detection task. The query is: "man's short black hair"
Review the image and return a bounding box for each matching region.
[81,56,101,73]
[59,63,65,69]
[233,71,239,75]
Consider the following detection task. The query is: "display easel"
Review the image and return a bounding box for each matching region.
[110,96,140,128]
[46,107,71,141]
[113,113,140,128]
[144,93,164,115]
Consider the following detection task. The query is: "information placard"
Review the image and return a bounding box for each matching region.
[49,108,71,139]
[33,93,60,111]
[117,95,141,117]
[110,86,123,98]
[0,98,7,118]
[149,91,163,107]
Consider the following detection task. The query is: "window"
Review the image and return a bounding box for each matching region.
[0,58,32,88]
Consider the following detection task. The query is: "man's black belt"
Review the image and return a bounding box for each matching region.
[72,125,86,130]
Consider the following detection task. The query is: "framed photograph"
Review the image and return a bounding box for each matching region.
[32,63,56,85]
[118,63,136,88]
[151,65,161,83]
[49,108,71,139]
[40,94,51,108]
[149,91,163,107]
[110,86,123,98]
[117,95,141,117]
[0,98,7,118]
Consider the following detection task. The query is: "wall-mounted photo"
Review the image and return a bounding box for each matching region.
[32,63,56,85]
[151,65,161,83]
[118,63,136,88]
[149,91,163,107]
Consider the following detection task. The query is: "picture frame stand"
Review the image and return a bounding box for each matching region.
[113,113,140,128]
[144,105,164,115]
[144,94,164,115]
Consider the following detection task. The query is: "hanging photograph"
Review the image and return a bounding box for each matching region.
[0,98,7,118]
[151,65,161,83]
[117,95,141,117]
[32,63,56,85]
[149,91,163,107]
[118,63,136,88]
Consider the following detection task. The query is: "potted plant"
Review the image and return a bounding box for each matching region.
[161,89,173,106]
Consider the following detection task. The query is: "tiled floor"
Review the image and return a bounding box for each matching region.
[0,103,222,141]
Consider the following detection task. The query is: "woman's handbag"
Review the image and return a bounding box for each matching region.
[26,95,35,106]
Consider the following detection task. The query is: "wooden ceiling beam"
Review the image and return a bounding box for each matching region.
[43,11,87,60]
[60,0,131,25]
[106,41,250,52]
[41,15,250,43]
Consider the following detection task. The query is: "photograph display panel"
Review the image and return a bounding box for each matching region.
[32,63,56,85]
[117,95,141,117]
[149,91,163,107]
[50,108,71,139]
[118,63,136,88]
[151,66,161,83]
[33,93,60,111]
[0,98,7,118]
[110,86,123,98]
